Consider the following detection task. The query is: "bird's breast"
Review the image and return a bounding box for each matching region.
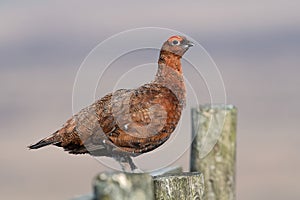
[97,83,185,154]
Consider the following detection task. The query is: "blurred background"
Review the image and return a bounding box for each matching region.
[1,1,300,199]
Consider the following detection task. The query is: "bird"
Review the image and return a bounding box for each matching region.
[28,35,193,172]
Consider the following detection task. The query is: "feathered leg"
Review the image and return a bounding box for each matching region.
[114,155,143,173]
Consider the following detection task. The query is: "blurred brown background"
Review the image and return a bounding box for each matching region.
[1,1,300,199]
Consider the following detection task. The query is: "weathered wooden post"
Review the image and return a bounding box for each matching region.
[190,105,237,200]
[72,167,202,200]
[93,172,154,200]
[153,172,205,200]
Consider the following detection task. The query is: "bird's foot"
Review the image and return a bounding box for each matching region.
[114,154,143,173]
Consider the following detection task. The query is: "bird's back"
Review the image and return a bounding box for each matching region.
[98,83,183,154]
[28,35,193,171]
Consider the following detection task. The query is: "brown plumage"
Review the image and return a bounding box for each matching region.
[29,35,193,171]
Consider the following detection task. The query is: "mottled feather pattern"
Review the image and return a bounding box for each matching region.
[28,35,193,171]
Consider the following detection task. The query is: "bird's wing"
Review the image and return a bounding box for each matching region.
[101,84,182,154]
[56,84,181,155]
[110,86,168,138]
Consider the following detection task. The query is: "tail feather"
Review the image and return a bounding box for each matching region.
[28,131,60,149]
[28,139,54,149]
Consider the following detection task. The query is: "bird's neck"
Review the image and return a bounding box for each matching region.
[154,51,186,106]
[158,50,183,73]
[155,50,183,80]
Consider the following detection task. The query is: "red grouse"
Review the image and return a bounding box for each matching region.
[29,35,193,171]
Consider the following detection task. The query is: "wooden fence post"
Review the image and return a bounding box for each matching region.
[190,105,237,200]
[93,172,154,200]
[153,172,205,200]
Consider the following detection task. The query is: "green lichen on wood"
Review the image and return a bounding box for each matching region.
[93,172,154,200]
[190,104,237,200]
[153,172,205,200]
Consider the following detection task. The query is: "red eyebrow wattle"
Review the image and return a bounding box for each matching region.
[168,36,182,42]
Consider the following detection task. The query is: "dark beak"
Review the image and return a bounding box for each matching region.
[186,41,194,48]
[187,41,194,47]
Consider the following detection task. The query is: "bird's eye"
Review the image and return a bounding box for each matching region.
[172,40,180,45]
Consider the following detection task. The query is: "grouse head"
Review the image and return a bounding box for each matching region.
[161,35,194,57]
